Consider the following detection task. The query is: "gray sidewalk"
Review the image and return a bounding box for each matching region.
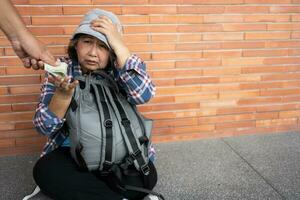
[1,131,299,200]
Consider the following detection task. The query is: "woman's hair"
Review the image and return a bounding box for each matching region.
[67,34,116,72]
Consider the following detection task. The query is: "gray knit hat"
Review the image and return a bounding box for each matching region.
[72,9,122,49]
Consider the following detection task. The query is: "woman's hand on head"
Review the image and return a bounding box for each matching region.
[90,16,131,69]
[90,16,124,50]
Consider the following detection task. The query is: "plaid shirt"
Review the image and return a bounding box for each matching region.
[33,55,156,159]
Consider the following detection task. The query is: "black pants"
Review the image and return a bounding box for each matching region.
[33,147,157,200]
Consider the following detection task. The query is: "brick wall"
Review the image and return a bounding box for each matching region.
[1,0,300,155]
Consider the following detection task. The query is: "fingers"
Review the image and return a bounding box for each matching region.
[40,49,58,66]
[91,17,114,34]
[22,58,31,68]
[51,75,78,91]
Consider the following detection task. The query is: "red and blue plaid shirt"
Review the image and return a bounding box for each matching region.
[33,55,156,159]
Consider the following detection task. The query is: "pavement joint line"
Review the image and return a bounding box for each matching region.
[220,138,286,200]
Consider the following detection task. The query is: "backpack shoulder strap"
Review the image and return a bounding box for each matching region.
[104,86,150,175]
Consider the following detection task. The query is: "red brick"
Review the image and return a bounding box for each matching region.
[0,87,8,95]
[150,34,178,43]
[292,14,300,21]
[257,103,300,112]
[139,103,200,112]
[217,106,256,115]
[175,77,219,85]
[12,103,37,112]
[63,5,121,15]
[124,25,178,34]
[176,42,221,51]
[124,35,149,43]
[151,69,202,78]
[148,96,175,104]
[245,32,290,40]
[268,23,300,31]
[15,121,35,130]
[29,0,61,4]
[178,24,223,32]
[174,125,215,134]
[6,66,42,76]
[12,0,29,4]
[223,57,264,66]
[122,6,177,14]
[261,88,300,97]
[150,15,203,24]
[176,59,221,68]
[243,49,289,57]
[178,6,225,14]
[0,112,34,122]
[203,67,241,76]
[279,110,300,118]
[204,15,243,23]
[220,90,260,100]
[0,139,15,148]
[15,6,63,15]
[222,41,265,49]
[265,41,300,48]
[199,114,255,124]
[256,118,297,127]
[127,43,175,52]
[264,57,300,65]
[226,6,269,13]
[0,75,41,86]
[28,27,64,36]
[220,75,261,83]
[245,0,291,3]
[216,121,255,130]
[146,61,175,70]
[9,85,40,95]
[0,105,12,113]
[178,34,203,42]
[155,86,202,96]
[270,6,300,13]
[238,97,282,105]
[244,14,290,22]
[153,117,198,128]
[152,52,202,60]
[203,50,242,58]
[120,15,149,24]
[203,32,243,41]
[152,79,175,87]
[32,16,81,25]
[201,84,240,92]
[93,0,148,4]
[0,123,15,131]
[262,73,300,81]
[223,23,267,31]
[0,94,39,104]
[16,136,46,147]
[151,0,243,4]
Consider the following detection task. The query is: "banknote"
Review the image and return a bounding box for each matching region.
[44,62,68,78]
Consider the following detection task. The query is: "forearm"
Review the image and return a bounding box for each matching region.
[114,44,131,69]
[0,0,28,41]
[49,92,73,119]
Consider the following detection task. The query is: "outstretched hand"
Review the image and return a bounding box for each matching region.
[49,75,78,98]
[11,31,58,70]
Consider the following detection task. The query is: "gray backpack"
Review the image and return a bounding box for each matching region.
[65,71,153,175]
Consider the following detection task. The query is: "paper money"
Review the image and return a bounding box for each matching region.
[44,62,68,78]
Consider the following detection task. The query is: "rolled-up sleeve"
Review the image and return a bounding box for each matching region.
[115,54,156,105]
[33,75,65,137]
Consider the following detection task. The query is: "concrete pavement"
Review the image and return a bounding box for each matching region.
[1,131,299,200]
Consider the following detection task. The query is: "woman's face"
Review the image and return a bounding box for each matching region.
[75,35,110,73]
